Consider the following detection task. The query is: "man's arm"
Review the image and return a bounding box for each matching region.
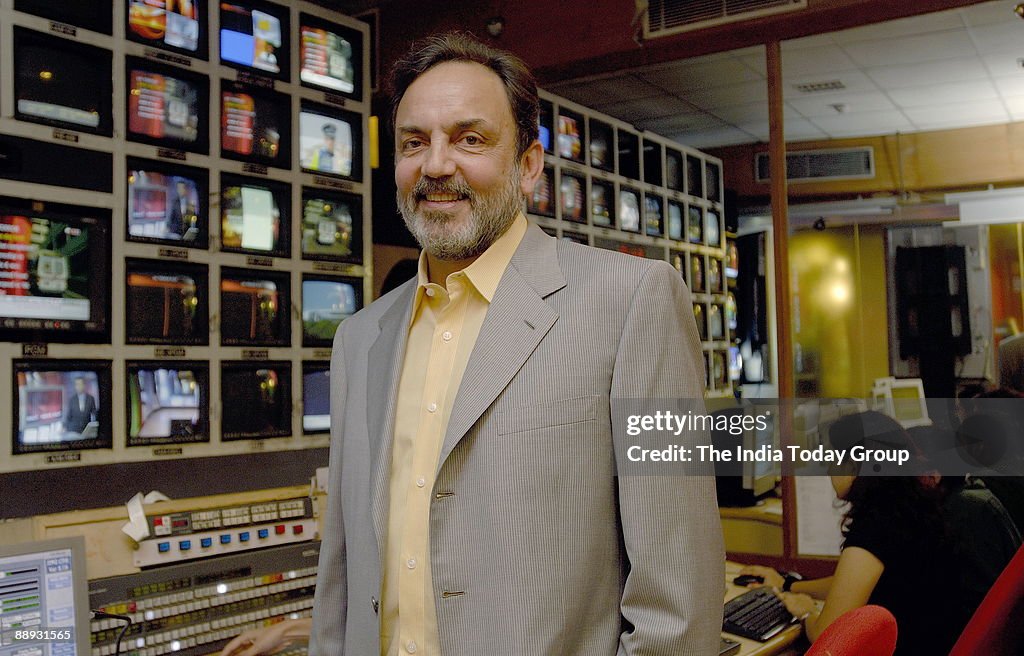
[611,260,725,656]
[308,326,349,655]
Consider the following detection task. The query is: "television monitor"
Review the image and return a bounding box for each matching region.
[706,209,722,248]
[219,174,290,258]
[0,135,113,193]
[562,231,588,245]
[15,0,113,34]
[666,149,684,191]
[126,361,209,446]
[127,159,209,248]
[13,360,112,454]
[728,345,742,382]
[709,304,724,340]
[127,0,206,58]
[644,194,663,237]
[557,109,584,162]
[301,189,362,263]
[527,167,554,218]
[690,254,705,293]
[538,100,554,154]
[589,119,614,171]
[706,161,722,202]
[871,377,930,428]
[726,292,738,330]
[219,267,290,346]
[559,172,585,223]
[591,181,614,228]
[711,403,780,507]
[642,139,663,187]
[299,102,362,181]
[667,201,684,241]
[693,304,706,341]
[709,258,723,293]
[300,13,363,100]
[13,27,113,136]
[686,154,704,198]
[221,83,291,168]
[302,275,362,347]
[687,205,703,244]
[671,250,686,278]
[619,187,641,233]
[126,58,209,153]
[0,197,111,344]
[617,130,640,181]
[0,537,91,655]
[302,361,330,434]
[726,240,740,278]
[219,0,290,81]
[221,361,292,440]
[125,259,209,345]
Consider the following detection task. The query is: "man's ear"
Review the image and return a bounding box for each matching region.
[518,140,544,196]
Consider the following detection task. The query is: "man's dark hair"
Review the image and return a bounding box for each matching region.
[388,32,539,157]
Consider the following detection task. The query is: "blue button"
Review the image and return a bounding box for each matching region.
[220,534,231,544]
[239,532,250,542]
[200,538,212,548]
[179,540,191,551]
[257,529,269,539]
[157,542,170,553]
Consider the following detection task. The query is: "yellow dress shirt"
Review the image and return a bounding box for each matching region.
[381,214,527,656]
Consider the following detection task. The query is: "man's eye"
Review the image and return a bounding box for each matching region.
[403,139,424,150]
[461,135,482,145]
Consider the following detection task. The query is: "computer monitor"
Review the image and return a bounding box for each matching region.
[686,154,704,198]
[589,119,614,171]
[219,175,290,258]
[644,194,663,237]
[642,139,663,187]
[590,181,614,228]
[221,83,292,168]
[125,259,209,346]
[559,172,585,223]
[298,102,362,181]
[619,187,640,233]
[126,0,206,59]
[710,403,780,507]
[220,361,292,440]
[872,377,930,428]
[526,167,554,218]
[302,361,330,434]
[0,536,91,655]
[13,360,112,454]
[127,159,209,248]
[14,27,113,136]
[617,130,640,181]
[15,0,112,34]
[299,12,363,100]
[666,149,684,192]
[688,205,703,244]
[300,189,362,264]
[126,57,209,153]
[301,275,362,347]
[126,361,209,447]
[557,109,584,162]
[219,268,291,346]
[706,161,722,202]
[219,0,290,81]
[667,201,684,241]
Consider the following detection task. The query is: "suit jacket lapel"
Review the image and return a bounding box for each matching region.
[367,281,416,558]
[437,224,566,471]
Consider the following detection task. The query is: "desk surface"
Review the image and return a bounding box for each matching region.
[724,561,803,656]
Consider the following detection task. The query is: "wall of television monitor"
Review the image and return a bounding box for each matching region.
[532,91,737,397]
[0,0,370,473]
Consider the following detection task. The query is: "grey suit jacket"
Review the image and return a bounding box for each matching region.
[310,223,725,655]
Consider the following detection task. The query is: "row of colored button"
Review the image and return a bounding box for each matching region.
[156,525,305,553]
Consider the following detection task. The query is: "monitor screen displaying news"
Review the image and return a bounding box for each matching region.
[220,182,287,256]
[127,363,207,446]
[127,164,206,246]
[220,1,287,78]
[301,191,360,263]
[619,188,640,233]
[127,62,204,148]
[14,363,111,453]
[127,0,202,54]
[299,15,359,96]
[221,362,291,440]
[221,87,290,165]
[299,109,354,178]
[302,276,361,347]
[302,362,330,434]
[220,269,290,346]
[125,260,208,345]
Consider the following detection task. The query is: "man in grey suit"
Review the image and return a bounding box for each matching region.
[310,33,724,655]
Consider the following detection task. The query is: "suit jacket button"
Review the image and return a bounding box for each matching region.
[371,596,379,613]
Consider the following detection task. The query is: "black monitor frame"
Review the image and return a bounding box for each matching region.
[298,100,364,182]
[125,360,210,447]
[219,266,292,347]
[15,0,113,35]
[125,57,210,155]
[558,170,587,224]
[618,185,642,234]
[300,186,364,264]
[538,99,554,155]
[125,0,209,60]
[301,273,363,348]
[588,118,615,172]
[556,107,586,164]
[220,360,293,440]
[218,0,291,82]
[642,138,664,187]
[299,12,364,102]
[526,166,555,219]
[220,80,293,169]
[12,359,113,454]
[218,172,291,259]
[124,258,210,346]
[301,360,331,435]
[126,157,210,249]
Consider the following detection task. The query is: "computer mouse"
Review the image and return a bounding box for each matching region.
[732,574,764,587]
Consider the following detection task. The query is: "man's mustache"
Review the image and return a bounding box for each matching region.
[412,177,475,201]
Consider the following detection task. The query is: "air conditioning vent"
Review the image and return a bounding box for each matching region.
[645,0,806,38]
[793,80,847,94]
[755,147,875,183]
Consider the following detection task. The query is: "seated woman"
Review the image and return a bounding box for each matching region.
[741,411,969,656]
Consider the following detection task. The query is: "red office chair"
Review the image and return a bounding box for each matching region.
[805,605,897,656]
[950,543,1024,656]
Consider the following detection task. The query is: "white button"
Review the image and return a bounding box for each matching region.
[416,477,426,488]
[427,402,437,413]
[406,558,417,569]
[425,288,435,297]
[442,330,452,341]
[406,641,417,654]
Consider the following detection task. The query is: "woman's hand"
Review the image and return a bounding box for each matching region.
[738,565,785,588]
[777,591,817,620]
[220,619,311,656]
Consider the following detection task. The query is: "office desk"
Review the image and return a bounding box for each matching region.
[724,561,803,656]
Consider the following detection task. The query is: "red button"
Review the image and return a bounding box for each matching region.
[275,525,286,535]
[292,525,303,535]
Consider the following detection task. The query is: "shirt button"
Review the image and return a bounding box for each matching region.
[427,402,437,413]
[425,288,435,297]
[416,477,426,488]
[442,330,452,341]
[406,558,417,569]
[406,641,417,654]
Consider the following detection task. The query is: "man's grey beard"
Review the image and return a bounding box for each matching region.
[398,167,523,261]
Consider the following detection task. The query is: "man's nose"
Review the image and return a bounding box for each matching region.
[421,141,457,178]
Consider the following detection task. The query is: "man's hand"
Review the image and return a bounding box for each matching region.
[220,619,311,656]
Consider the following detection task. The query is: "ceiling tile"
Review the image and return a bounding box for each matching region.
[1003,95,1024,120]
[547,75,659,108]
[841,31,976,68]
[776,45,859,78]
[639,112,726,133]
[786,91,896,118]
[831,10,966,44]
[782,33,837,50]
[960,1,1019,27]
[637,57,764,93]
[888,80,999,108]
[669,127,759,149]
[685,80,768,109]
[967,21,1024,54]
[810,110,914,138]
[994,75,1024,97]
[903,100,1009,129]
[708,102,770,124]
[866,58,989,89]
[599,95,697,122]
[981,52,1024,77]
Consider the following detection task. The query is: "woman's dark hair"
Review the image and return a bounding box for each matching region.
[388,32,539,157]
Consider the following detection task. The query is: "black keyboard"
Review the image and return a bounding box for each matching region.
[722,587,795,641]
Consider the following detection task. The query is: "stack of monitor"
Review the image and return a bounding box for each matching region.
[530,90,733,396]
[0,0,371,472]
